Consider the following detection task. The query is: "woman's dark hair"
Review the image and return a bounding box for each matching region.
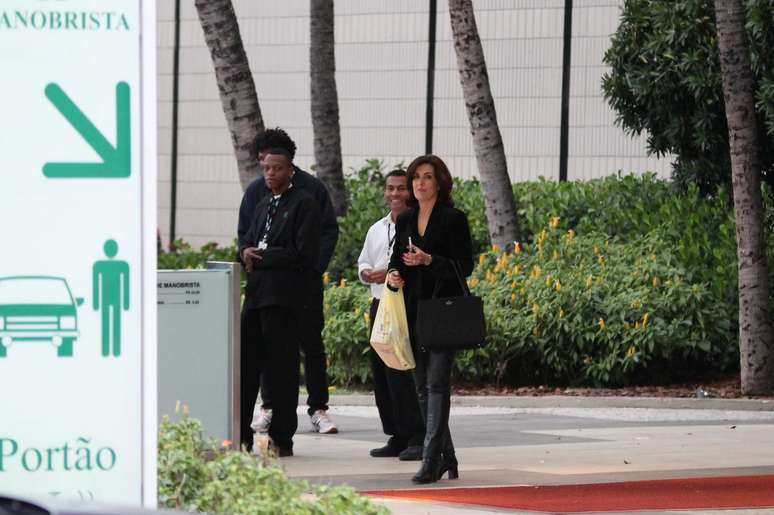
[254,128,297,160]
[406,154,454,207]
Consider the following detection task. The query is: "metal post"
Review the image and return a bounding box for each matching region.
[169,0,181,242]
[559,0,573,182]
[425,0,438,155]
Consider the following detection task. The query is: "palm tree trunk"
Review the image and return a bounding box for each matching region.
[714,0,774,394]
[448,0,519,248]
[310,0,347,216]
[195,0,264,192]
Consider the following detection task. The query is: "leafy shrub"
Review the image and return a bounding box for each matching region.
[457,223,735,387]
[158,411,387,514]
[322,278,372,387]
[158,240,238,270]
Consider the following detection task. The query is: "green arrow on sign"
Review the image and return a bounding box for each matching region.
[43,82,131,178]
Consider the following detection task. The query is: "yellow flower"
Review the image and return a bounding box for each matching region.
[642,312,650,328]
[566,229,575,240]
[583,356,592,365]
[364,313,370,325]
[514,242,522,254]
[532,302,540,316]
[531,265,542,279]
[554,280,562,292]
[635,321,641,329]
[511,292,516,303]
[598,255,605,265]
[626,346,636,358]
[511,280,517,289]
[479,254,486,265]
[533,327,540,336]
[549,216,560,230]
[593,245,600,255]
[545,276,552,287]
[631,299,641,309]
[652,277,659,288]
[559,308,565,318]
[323,272,330,285]
[354,307,361,316]
[468,278,479,288]
[598,318,606,330]
[624,322,630,329]
[492,244,500,253]
[339,278,347,288]
[553,249,560,260]
[586,275,593,288]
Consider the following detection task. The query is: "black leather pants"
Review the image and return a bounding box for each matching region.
[411,346,455,464]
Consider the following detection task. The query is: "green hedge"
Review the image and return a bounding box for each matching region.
[158,411,387,514]
[159,167,774,387]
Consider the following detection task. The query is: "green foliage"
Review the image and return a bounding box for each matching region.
[322,279,372,387]
[158,240,238,270]
[601,0,774,192]
[457,225,734,387]
[158,412,387,514]
[158,170,771,388]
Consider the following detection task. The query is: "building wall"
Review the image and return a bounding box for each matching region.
[157,0,671,248]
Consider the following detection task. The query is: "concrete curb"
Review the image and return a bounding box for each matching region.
[328,394,774,411]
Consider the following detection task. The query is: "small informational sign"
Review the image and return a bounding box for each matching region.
[0,0,157,507]
[157,266,241,446]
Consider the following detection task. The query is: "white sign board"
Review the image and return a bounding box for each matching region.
[0,0,156,507]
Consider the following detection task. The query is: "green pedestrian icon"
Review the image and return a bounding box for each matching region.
[93,239,130,357]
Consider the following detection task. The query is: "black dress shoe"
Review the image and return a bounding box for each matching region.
[370,442,404,457]
[398,445,423,461]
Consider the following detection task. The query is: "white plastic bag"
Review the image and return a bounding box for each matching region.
[369,282,415,370]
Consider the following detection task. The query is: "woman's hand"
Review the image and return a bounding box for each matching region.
[387,270,405,289]
[402,244,432,267]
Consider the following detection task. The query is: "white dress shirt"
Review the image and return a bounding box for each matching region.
[357,212,397,299]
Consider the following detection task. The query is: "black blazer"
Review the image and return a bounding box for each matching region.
[241,186,321,309]
[388,203,474,324]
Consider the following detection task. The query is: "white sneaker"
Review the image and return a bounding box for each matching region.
[251,408,272,434]
[310,409,338,434]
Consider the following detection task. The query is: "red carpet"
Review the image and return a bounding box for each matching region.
[364,474,774,512]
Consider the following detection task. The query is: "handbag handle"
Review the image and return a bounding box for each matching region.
[431,259,471,298]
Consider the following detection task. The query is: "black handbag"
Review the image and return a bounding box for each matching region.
[416,261,486,350]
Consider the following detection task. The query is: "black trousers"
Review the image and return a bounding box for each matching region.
[369,298,425,447]
[409,324,455,463]
[254,290,329,416]
[239,306,300,451]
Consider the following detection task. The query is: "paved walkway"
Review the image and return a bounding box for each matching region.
[273,395,774,514]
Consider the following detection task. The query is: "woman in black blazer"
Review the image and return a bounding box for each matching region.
[387,155,474,483]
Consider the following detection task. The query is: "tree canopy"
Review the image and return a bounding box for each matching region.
[602,0,774,193]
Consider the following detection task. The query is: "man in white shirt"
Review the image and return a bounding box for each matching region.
[358,169,425,460]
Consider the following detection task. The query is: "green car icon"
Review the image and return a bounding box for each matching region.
[0,276,84,358]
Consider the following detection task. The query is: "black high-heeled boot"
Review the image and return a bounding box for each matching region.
[412,459,442,484]
[440,431,459,479]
